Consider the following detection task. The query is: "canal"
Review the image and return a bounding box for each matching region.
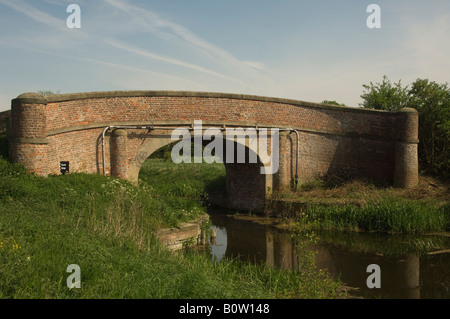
[206,210,450,299]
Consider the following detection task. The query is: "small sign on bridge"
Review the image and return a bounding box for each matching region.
[60,161,69,175]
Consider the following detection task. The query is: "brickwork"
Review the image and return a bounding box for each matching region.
[393,108,419,188]
[0,110,11,131]
[110,129,128,179]
[9,91,419,211]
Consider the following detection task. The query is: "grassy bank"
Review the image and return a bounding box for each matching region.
[0,138,343,299]
[269,177,450,234]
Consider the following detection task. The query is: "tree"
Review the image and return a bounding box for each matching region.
[359,75,409,111]
[360,76,450,179]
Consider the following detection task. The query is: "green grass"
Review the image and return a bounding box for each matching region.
[138,158,226,199]
[302,198,449,233]
[0,143,343,299]
[269,177,449,234]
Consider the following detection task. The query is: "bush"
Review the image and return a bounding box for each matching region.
[408,79,450,178]
[360,75,410,111]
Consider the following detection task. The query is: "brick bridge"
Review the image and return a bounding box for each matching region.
[8,91,418,211]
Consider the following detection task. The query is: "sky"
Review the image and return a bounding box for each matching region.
[0,0,449,112]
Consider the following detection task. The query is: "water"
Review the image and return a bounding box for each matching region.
[207,211,450,299]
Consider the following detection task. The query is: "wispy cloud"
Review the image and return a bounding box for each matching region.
[243,61,267,71]
[0,0,267,90]
[101,0,232,59]
[0,38,202,88]
[0,0,65,30]
[103,38,245,85]
[100,0,269,81]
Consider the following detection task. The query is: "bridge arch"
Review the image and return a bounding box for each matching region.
[120,128,271,211]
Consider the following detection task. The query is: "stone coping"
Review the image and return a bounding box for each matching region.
[13,90,392,115]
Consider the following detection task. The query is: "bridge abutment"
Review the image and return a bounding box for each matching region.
[9,93,49,176]
[394,108,419,188]
[273,131,297,192]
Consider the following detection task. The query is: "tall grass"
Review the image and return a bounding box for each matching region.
[304,198,449,233]
[270,175,449,234]
[0,145,343,299]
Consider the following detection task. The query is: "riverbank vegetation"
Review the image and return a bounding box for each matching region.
[0,134,343,299]
[268,175,449,234]
[278,75,449,234]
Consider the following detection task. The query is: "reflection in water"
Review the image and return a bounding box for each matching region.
[207,212,450,299]
[209,225,227,260]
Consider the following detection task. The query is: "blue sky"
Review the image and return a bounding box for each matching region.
[0,0,449,111]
